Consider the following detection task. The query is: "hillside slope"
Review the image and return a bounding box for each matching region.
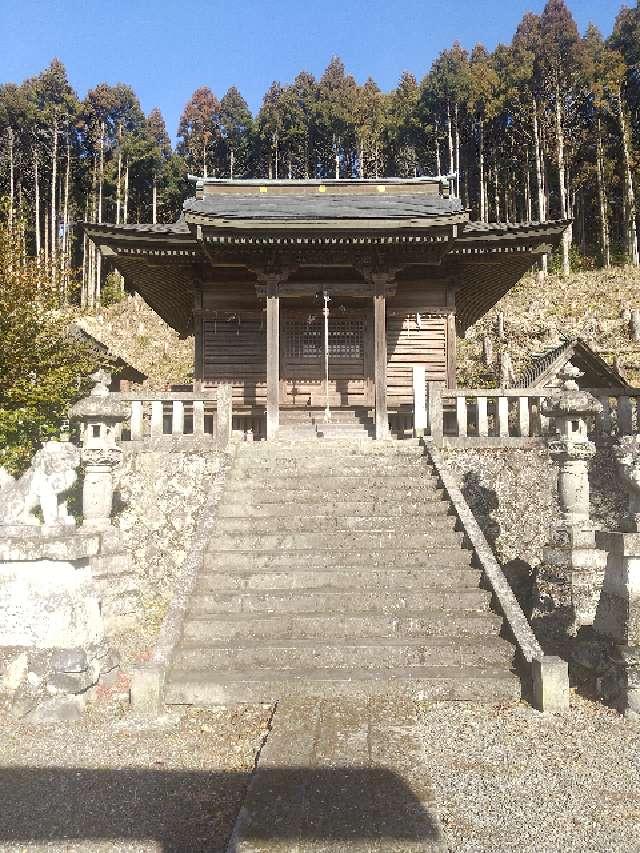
[458,267,640,387]
[74,294,193,386]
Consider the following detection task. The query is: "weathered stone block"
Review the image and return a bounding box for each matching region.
[0,558,103,649]
[130,665,163,715]
[532,655,570,713]
[595,531,640,646]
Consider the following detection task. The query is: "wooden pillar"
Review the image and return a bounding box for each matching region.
[446,282,458,389]
[266,277,280,439]
[193,284,204,382]
[373,277,388,440]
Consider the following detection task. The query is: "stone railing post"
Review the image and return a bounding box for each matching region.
[542,364,606,632]
[595,435,640,714]
[427,381,443,445]
[412,366,426,438]
[69,371,126,531]
[216,383,233,450]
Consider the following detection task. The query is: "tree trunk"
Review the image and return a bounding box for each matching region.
[555,79,571,277]
[619,90,639,267]
[447,104,454,176]
[116,123,122,225]
[288,155,292,180]
[230,147,235,179]
[203,138,208,178]
[81,194,89,307]
[479,119,485,222]
[152,175,157,224]
[436,137,441,176]
[50,116,58,285]
[98,120,105,225]
[123,160,129,224]
[533,101,545,221]
[7,127,14,236]
[454,103,461,198]
[360,138,365,179]
[533,100,548,280]
[34,149,41,262]
[62,134,70,301]
[596,118,610,268]
[525,149,532,223]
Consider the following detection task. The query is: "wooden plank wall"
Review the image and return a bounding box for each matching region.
[387,280,449,406]
[202,313,267,405]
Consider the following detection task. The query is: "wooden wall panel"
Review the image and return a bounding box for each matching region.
[203,317,266,405]
[387,314,447,405]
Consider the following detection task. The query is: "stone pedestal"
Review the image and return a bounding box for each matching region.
[544,525,608,632]
[81,446,123,532]
[594,530,640,713]
[0,530,103,649]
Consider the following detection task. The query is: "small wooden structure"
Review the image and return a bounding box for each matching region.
[516,337,629,391]
[87,177,567,439]
[69,320,148,391]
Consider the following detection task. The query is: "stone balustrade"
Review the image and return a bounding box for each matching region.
[412,375,640,445]
[100,385,237,447]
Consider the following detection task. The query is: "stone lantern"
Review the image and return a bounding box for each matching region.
[542,364,607,631]
[70,371,127,531]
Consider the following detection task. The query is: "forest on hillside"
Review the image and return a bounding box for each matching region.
[2,0,640,307]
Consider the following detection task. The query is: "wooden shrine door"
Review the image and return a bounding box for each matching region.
[281,306,373,408]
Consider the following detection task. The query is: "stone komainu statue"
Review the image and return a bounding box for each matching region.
[0,441,80,527]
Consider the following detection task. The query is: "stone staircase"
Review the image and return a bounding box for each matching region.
[278,406,375,440]
[164,440,520,705]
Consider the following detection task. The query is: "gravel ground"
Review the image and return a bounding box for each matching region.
[0,700,274,852]
[417,692,640,853]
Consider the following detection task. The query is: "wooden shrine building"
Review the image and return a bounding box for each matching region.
[87,177,568,439]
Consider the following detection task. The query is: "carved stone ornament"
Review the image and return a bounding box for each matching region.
[0,441,80,527]
[81,446,123,468]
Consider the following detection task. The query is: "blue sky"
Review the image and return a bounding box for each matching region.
[0,0,625,141]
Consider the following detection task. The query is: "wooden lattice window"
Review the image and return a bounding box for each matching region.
[286,318,364,359]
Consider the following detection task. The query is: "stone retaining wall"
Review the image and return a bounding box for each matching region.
[112,447,225,662]
[443,444,626,648]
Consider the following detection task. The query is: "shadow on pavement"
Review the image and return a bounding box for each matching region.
[0,765,442,851]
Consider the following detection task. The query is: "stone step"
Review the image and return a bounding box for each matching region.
[194,565,481,591]
[181,609,504,643]
[187,586,491,615]
[164,664,521,704]
[217,500,450,517]
[207,529,464,551]
[171,635,514,671]
[203,548,473,570]
[279,410,373,423]
[232,476,439,490]
[240,442,423,457]
[214,514,457,535]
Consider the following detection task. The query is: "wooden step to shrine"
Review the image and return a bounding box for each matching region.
[164,440,520,705]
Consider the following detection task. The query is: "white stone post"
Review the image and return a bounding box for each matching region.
[427,381,443,445]
[412,365,426,438]
[217,383,233,450]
